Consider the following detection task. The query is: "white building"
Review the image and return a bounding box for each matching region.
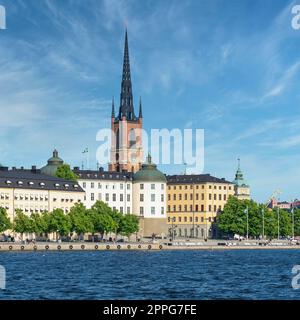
[74,167,133,213]
[132,155,167,238]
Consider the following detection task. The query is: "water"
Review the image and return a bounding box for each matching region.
[0,250,299,299]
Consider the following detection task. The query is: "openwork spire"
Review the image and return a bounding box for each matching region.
[119,29,136,120]
[111,96,115,118]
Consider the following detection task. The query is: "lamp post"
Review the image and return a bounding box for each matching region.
[171,217,177,241]
[262,208,265,240]
[244,206,249,240]
[205,217,210,240]
[277,207,280,240]
[291,202,295,240]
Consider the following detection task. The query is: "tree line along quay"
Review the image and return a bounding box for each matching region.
[0,196,299,245]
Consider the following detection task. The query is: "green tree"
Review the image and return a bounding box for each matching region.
[90,201,116,238]
[30,213,49,237]
[48,209,71,238]
[55,164,79,181]
[294,209,300,236]
[0,207,12,233]
[13,209,33,239]
[119,214,139,238]
[69,203,93,239]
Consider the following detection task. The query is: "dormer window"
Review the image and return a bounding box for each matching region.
[54,183,60,187]
[64,184,69,188]
[18,181,23,185]
[6,180,12,185]
[40,182,45,187]
[28,181,34,186]
[74,184,79,188]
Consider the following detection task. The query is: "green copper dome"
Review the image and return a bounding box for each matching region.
[233,158,249,187]
[41,149,64,176]
[133,154,166,183]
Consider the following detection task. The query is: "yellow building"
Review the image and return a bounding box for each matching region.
[0,166,85,222]
[167,174,234,239]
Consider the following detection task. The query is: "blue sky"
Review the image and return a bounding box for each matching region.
[0,0,300,203]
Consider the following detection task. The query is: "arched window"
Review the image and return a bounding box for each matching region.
[129,129,136,148]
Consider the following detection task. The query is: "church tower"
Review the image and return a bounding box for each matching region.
[109,30,143,173]
[233,158,251,200]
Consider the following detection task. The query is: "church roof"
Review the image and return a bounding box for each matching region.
[133,154,166,183]
[233,159,249,187]
[41,149,64,176]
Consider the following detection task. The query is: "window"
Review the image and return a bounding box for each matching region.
[127,194,130,202]
[151,194,155,202]
[173,194,176,200]
[98,183,102,189]
[151,207,155,215]
[214,205,217,212]
[91,193,94,201]
[179,205,182,211]
[224,194,227,201]
[184,194,187,200]
[168,194,171,201]
[196,194,199,200]
[219,194,222,201]
[91,182,94,189]
[140,184,144,190]
[151,184,155,190]
[83,182,86,188]
[209,205,212,211]
[190,194,193,200]
[179,194,182,200]
[201,205,204,211]
[120,183,123,190]
[184,205,187,211]
[202,193,204,200]
[209,194,212,200]
[195,217,198,222]
[190,205,193,211]
[113,194,116,202]
[127,207,130,214]
[168,205,171,212]
[184,217,187,222]
[173,205,176,211]
[161,207,164,215]
[195,205,199,211]
[140,194,144,202]
[161,184,164,190]
[201,217,204,222]
[120,207,123,214]
[190,217,193,222]
[120,194,124,202]
[161,194,164,202]
[140,207,144,216]
[127,184,130,190]
[179,216,182,222]
[214,194,217,200]
[105,194,109,202]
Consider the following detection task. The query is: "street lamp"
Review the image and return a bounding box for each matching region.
[291,202,295,240]
[277,207,280,240]
[205,217,210,240]
[262,208,265,240]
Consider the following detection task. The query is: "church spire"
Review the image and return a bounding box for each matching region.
[119,29,136,121]
[111,96,115,118]
[139,96,143,118]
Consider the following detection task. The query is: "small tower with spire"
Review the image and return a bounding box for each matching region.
[109,29,143,173]
[233,158,250,200]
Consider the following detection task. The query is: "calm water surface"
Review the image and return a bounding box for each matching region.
[0,250,299,300]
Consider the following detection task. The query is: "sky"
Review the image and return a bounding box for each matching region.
[0,0,300,203]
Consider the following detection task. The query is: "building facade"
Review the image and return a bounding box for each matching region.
[0,166,85,221]
[233,159,250,200]
[132,155,167,238]
[167,174,235,239]
[74,167,133,213]
[109,30,143,173]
